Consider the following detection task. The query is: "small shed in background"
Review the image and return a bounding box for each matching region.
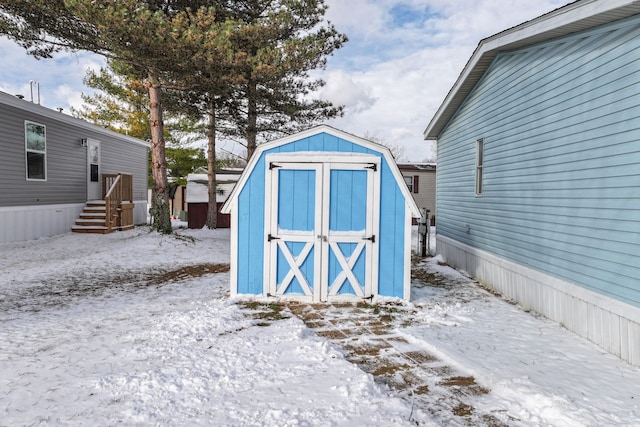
[221,125,420,302]
[186,169,242,228]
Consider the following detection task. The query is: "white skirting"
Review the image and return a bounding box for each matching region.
[437,235,640,367]
[132,200,148,225]
[0,200,148,244]
[0,203,85,244]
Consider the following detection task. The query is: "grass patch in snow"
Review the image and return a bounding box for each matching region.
[239,301,290,325]
[411,268,455,289]
[2,263,230,313]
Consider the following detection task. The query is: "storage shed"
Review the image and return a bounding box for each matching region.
[185,169,242,228]
[221,125,420,302]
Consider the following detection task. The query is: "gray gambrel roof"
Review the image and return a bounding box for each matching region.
[423,0,640,140]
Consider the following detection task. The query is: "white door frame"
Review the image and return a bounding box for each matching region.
[264,153,380,302]
[320,161,379,301]
[86,139,101,201]
[266,161,323,302]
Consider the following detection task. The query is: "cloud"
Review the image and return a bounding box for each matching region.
[325,0,386,39]
[321,0,574,161]
[53,85,84,111]
[319,39,475,161]
[1,1,574,160]
[0,37,105,111]
[320,70,376,113]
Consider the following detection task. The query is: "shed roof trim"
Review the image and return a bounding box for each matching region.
[423,0,640,140]
[220,124,420,217]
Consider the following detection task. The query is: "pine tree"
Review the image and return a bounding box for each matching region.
[0,0,347,232]
[72,62,152,140]
[223,0,347,158]
[73,62,207,187]
[0,1,234,233]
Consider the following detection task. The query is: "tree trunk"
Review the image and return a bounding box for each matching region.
[147,76,172,234]
[205,99,218,229]
[246,79,258,160]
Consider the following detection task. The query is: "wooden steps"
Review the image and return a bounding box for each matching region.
[72,200,136,234]
[73,174,136,234]
[72,201,109,234]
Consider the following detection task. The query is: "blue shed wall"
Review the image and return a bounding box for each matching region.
[235,132,407,298]
[237,155,267,294]
[437,15,640,307]
[379,161,407,298]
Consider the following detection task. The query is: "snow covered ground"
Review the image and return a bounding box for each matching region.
[0,225,638,426]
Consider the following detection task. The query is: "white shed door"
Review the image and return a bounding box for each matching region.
[266,159,379,302]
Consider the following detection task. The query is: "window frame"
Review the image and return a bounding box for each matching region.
[25,121,47,181]
[403,175,413,193]
[475,138,483,196]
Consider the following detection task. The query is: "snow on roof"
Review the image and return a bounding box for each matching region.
[397,163,436,172]
[186,172,241,204]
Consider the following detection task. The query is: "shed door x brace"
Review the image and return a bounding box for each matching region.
[265,157,380,302]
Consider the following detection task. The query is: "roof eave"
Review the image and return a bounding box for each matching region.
[0,90,149,148]
[423,0,640,140]
[221,124,422,218]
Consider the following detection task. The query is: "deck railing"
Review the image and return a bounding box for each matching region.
[102,173,133,231]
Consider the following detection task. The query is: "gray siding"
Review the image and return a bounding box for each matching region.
[100,135,149,202]
[437,15,640,307]
[0,93,148,208]
[0,103,86,206]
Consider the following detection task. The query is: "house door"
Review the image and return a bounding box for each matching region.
[266,157,379,302]
[87,139,101,200]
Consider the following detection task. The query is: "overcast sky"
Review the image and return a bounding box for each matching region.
[0,0,573,161]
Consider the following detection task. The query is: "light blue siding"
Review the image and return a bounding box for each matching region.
[235,132,408,298]
[278,169,315,231]
[437,15,640,307]
[237,155,266,294]
[329,169,367,232]
[378,161,406,298]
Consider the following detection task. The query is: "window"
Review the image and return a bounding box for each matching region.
[404,175,420,194]
[25,121,46,180]
[476,138,483,195]
[404,175,413,192]
[404,176,413,192]
[403,175,419,193]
